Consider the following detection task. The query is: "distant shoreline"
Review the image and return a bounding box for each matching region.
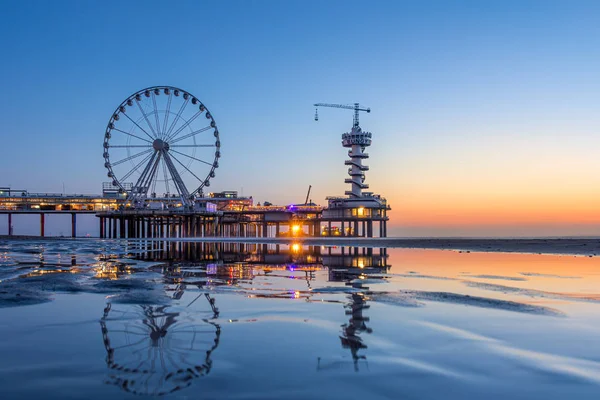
[1,235,599,256]
[164,237,600,256]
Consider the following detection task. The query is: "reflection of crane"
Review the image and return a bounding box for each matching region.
[314,103,371,128]
[305,185,312,205]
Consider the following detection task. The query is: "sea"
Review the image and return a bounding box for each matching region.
[1,238,600,399]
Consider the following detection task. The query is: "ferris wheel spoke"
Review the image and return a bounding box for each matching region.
[111,128,153,144]
[122,111,156,141]
[169,152,206,183]
[165,99,189,140]
[112,336,148,350]
[170,144,215,148]
[165,110,203,143]
[152,92,161,138]
[169,126,213,144]
[121,152,154,182]
[111,148,153,167]
[109,144,152,148]
[169,149,214,167]
[162,93,173,141]
[134,98,159,139]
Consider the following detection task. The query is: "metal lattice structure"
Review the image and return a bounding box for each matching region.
[103,86,221,208]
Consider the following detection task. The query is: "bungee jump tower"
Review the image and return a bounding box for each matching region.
[314,103,391,237]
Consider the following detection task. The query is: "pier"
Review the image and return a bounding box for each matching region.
[1,92,390,239]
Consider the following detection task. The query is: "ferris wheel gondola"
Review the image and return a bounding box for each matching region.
[103,86,221,208]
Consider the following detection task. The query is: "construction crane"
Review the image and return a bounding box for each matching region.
[314,103,371,128]
[304,185,312,205]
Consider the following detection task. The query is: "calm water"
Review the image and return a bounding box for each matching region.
[1,239,600,399]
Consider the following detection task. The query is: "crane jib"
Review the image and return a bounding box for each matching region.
[313,103,371,128]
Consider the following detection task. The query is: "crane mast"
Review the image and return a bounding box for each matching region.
[313,103,371,128]
[304,185,312,205]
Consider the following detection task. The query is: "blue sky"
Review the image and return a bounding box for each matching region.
[3,0,600,236]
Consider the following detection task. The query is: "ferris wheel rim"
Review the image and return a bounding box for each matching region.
[102,85,221,200]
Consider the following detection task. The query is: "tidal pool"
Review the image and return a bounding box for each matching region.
[1,239,600,399]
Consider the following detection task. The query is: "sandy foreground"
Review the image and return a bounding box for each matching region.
[2,235,600,256]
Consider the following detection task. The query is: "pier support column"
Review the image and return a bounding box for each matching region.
[112,217,117,239]
[262,222,268,238]
[40,213,45,237]
[71,213,76,238]
[276,223,280,237]
[119,217,125,238]
[341,221,345,237]
[8,213,12,236]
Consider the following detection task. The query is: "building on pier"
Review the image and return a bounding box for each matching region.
[321,124,390,237]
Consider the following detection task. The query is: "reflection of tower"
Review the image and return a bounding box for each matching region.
[343,126,372,198]
[100,303,221,396]
[340,285,372,371]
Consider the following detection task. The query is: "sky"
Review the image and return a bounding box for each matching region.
[2,0,600,237]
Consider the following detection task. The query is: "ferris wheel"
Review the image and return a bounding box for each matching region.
[103,86,221,207]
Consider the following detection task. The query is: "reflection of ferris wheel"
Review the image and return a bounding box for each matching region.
[103,86,221,207]
[100,303,221,396]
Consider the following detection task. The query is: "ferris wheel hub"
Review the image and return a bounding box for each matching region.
[152,139,169,151]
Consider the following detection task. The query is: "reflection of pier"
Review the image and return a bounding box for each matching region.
[130,241,389,271]
[122,243,389,379]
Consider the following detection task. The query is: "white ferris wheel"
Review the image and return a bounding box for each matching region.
[103,86,221,208]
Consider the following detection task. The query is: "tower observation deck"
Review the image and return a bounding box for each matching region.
[314,103,391,237]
